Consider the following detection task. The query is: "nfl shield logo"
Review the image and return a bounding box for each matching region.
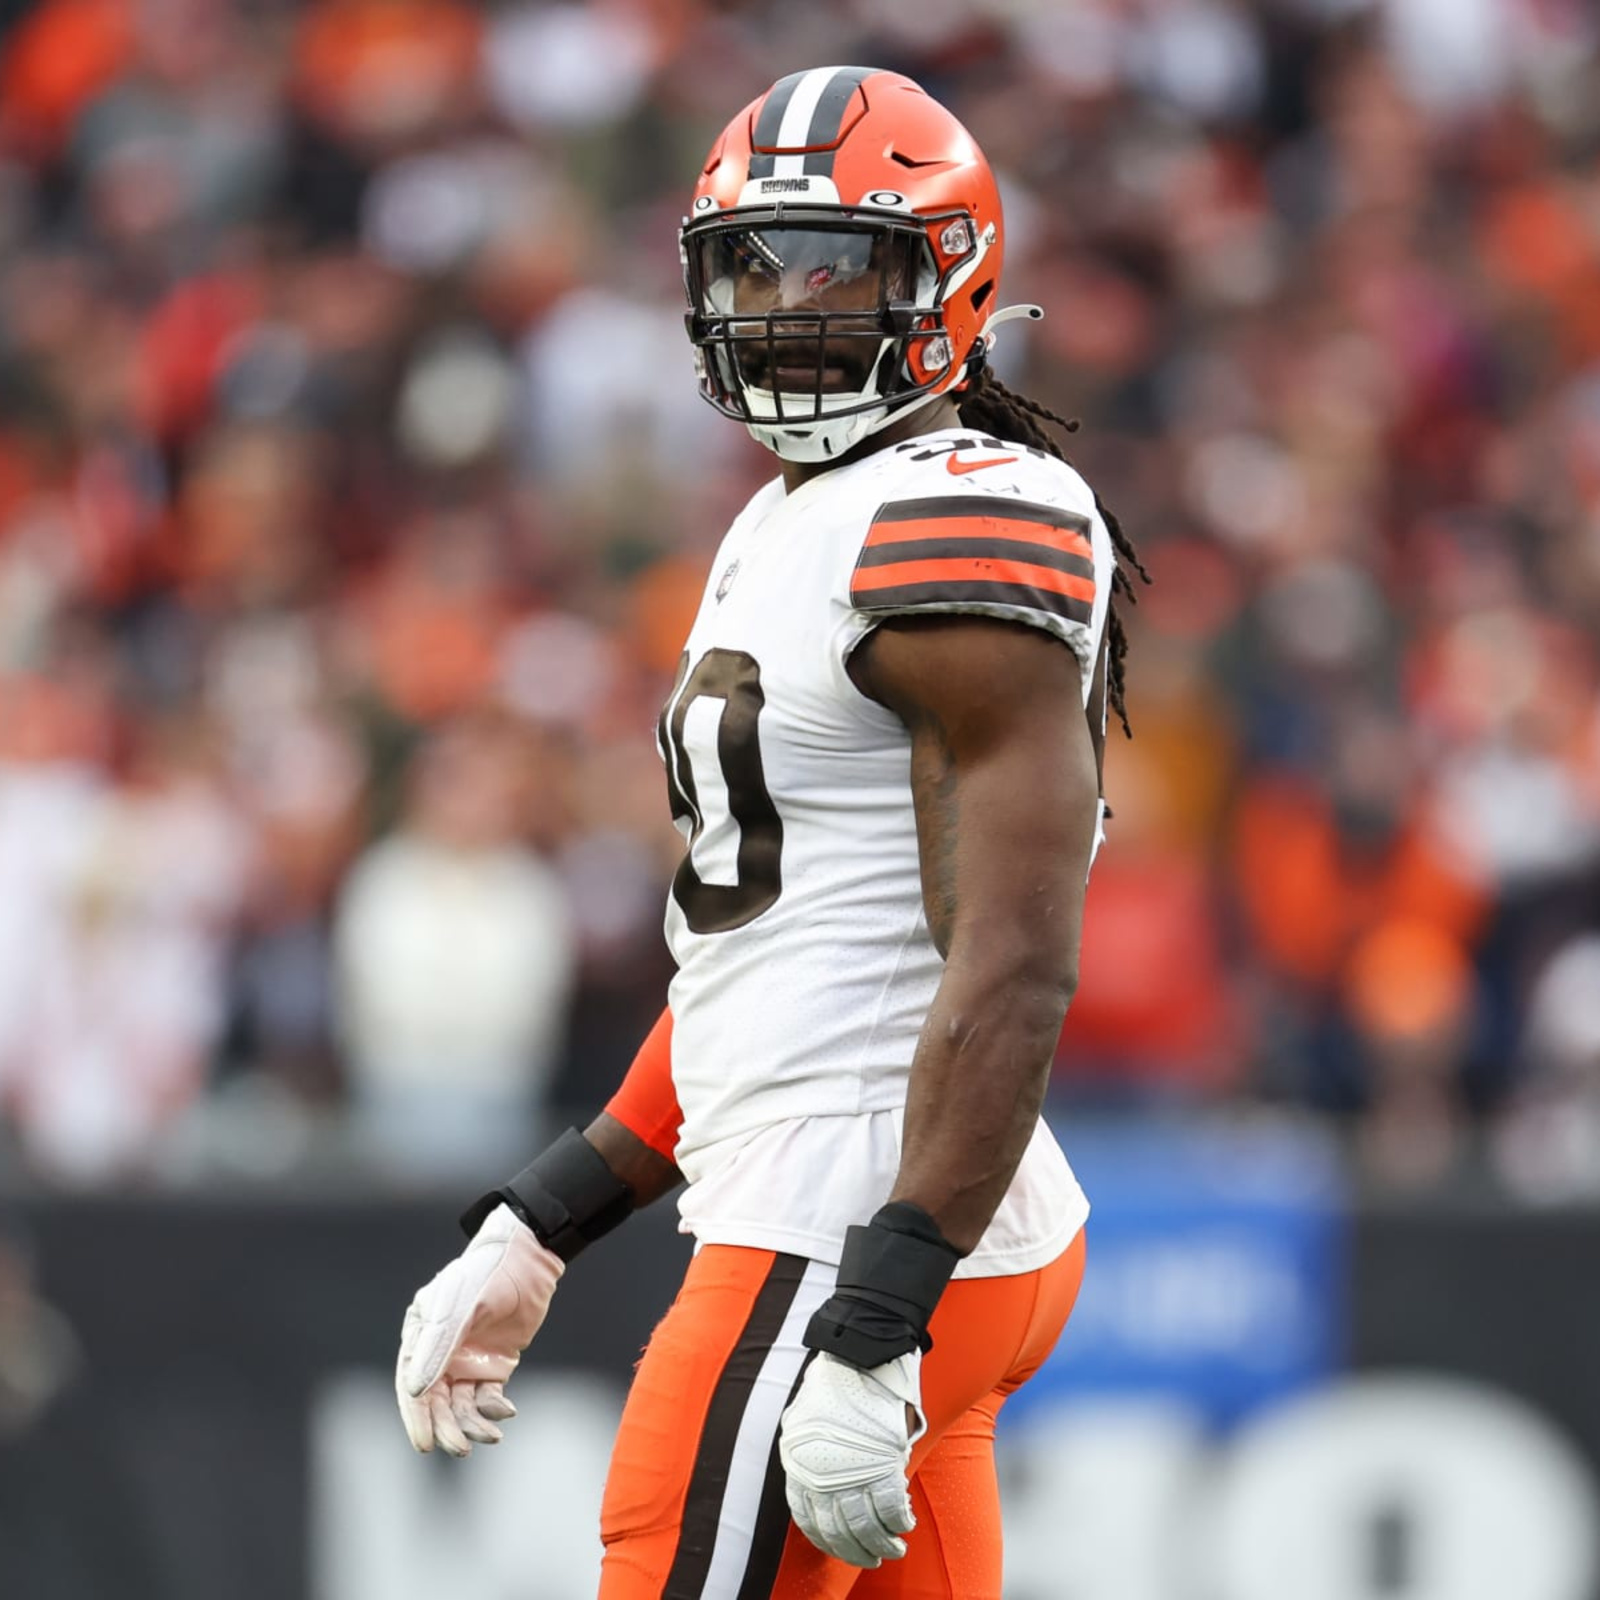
[715,560,740,602]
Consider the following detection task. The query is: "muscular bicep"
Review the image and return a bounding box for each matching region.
[849,615,1101,975]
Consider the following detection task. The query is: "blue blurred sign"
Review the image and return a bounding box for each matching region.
[1012,1116,1348,1427]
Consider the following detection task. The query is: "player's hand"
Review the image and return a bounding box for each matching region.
[778,1349,927,1567]
[395,1204,563,1457]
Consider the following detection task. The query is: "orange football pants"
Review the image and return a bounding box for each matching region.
[597,1229,1085,1600]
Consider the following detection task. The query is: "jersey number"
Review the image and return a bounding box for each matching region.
[659,648,783,934]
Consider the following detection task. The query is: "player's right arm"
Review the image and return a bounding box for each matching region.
[395,1011,684,1455]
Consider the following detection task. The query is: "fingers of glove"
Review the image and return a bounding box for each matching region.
[840,1488,909,1564]
[809,1489,883,1570]
[785,1477,881,1571]
[396,1306,440,1452]
[869,1475,916,1539]
[451,1379,504,1446]
[397,1299,424,1385]
[396,1379,438,1453]
[475,1382,517,1423]
[427,1388,474,1458]
[786,1480,862,1570]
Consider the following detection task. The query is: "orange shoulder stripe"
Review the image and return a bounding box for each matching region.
[864,512,1093,561]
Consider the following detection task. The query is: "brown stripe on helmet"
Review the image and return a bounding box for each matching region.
[797,65,874,174]
[751,70,806,150]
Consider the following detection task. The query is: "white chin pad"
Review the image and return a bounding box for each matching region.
[749,388,946,463]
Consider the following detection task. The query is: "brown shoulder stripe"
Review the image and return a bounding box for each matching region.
[852,575,1094,626]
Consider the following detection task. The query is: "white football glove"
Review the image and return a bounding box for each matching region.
[395,1203,564,1456]
[778,1349,928,1568]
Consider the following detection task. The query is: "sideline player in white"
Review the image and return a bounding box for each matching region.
[395,65,1149,1599]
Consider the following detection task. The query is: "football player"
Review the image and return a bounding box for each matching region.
[396,65,1148,1599]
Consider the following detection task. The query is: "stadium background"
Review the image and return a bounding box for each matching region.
[0,0,1598,1596]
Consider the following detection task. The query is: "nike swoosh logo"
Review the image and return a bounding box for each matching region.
[946,454,1018,475]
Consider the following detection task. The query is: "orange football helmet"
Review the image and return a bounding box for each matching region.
[681,67,1013,463]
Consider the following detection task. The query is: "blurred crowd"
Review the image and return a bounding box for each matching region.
[0,0,1596,1197]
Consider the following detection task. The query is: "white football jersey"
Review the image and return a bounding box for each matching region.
[659,427,1111,1274]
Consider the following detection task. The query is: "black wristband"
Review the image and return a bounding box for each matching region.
[459,1128,634,1263]
[802,1201,963,1370]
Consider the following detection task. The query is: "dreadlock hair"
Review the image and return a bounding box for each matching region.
[954,365,1151,735]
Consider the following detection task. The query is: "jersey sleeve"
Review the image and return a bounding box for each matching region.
[847,486,1110,682]
[603,1007,682,1164]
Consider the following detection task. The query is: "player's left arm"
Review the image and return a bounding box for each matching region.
[779,612,1099,1566]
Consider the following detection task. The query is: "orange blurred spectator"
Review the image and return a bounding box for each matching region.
[1478,177,1600,365]
[344,509,514,726]
[1346,917,1476,1188]
[171,423,327,608]
[1230,772,1487,995]
[136,272,265,447]
[626,555,710,680]
[293,0,483,148]
[0,0,133,162]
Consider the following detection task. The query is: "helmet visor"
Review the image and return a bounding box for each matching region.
[686,219,930,418]
[699,226,913,314]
